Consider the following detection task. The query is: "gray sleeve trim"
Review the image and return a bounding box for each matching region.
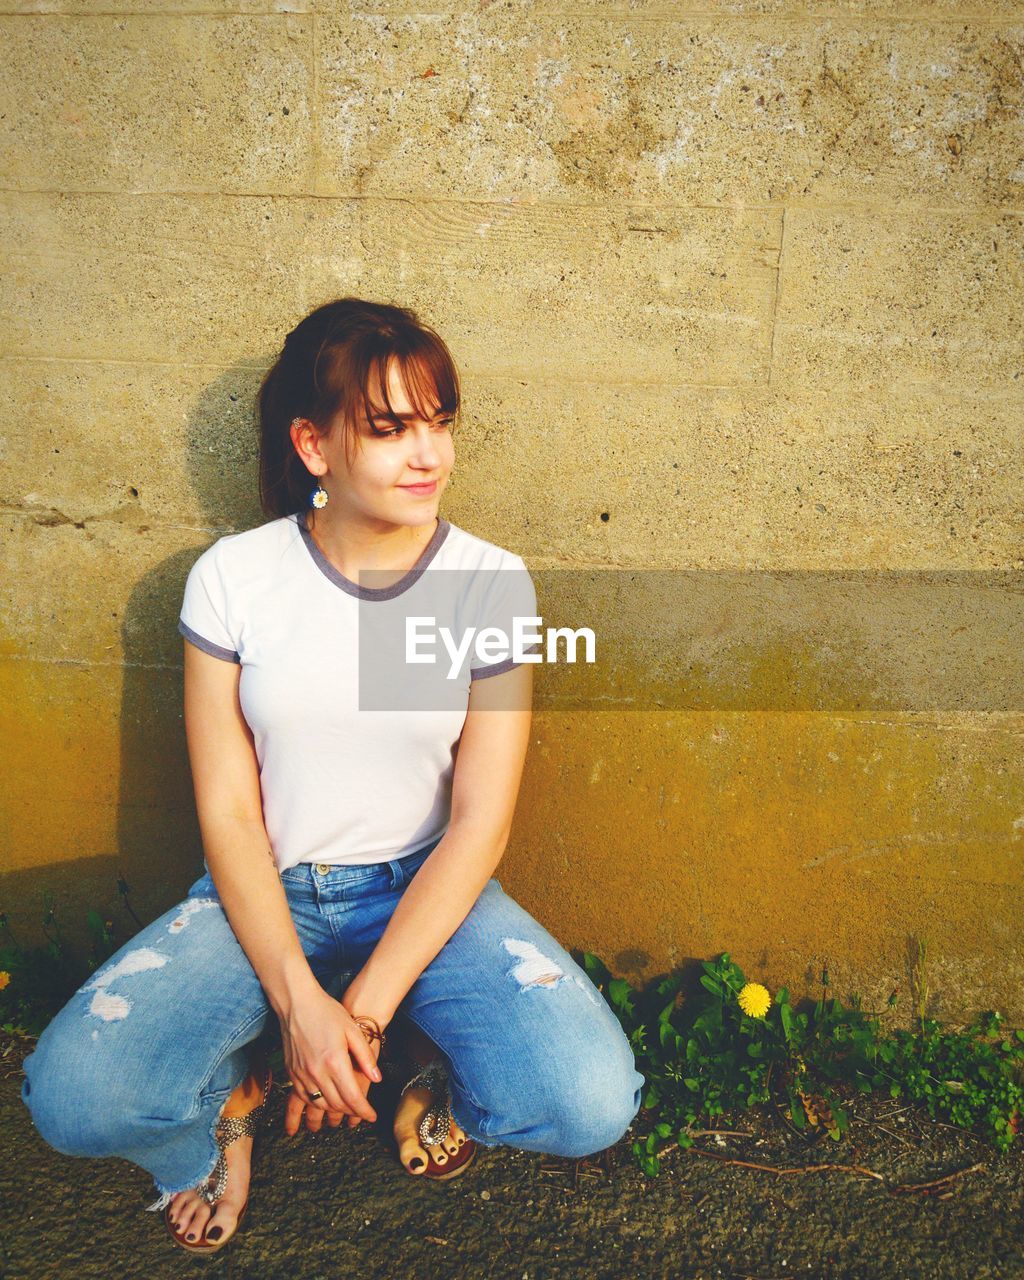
[470,642,542,681]
[178,618,241,664]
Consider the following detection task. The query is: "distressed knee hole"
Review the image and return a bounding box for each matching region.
[500,938,603,1005]
[82,946,169,1022]
[168,897,219,934]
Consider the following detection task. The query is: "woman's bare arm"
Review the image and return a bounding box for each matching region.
[182,640,382,1120]
[341,659,534,1028]
[183,639,321,1018]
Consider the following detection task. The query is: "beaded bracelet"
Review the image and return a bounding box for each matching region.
[352,1014,387,1050]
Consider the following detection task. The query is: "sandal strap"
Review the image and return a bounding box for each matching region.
[419,1096,451,1149]
[198,1064,271,1207]
[201,1153,229,1207]
[400,1055,447,1097]
[400,1056,452,1148]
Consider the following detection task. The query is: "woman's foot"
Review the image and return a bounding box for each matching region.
[166,1066,265,1247]
[391,1020,470,1175]
[394,1072,471,1174]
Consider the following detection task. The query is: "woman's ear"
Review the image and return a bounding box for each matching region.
[289,417,322,473]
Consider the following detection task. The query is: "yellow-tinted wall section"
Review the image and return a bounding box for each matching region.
[1,0,1021,1026]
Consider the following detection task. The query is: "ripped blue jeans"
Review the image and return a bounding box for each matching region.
[20,836,645,1211]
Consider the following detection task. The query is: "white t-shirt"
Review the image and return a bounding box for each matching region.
[178,512,539,871]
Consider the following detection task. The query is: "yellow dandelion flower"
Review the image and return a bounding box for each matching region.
[737,981,771,1018]
[0,971,10,992]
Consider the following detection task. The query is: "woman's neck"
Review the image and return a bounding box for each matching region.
[304,508,438,584]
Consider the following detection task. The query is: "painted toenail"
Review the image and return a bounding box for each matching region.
[207,1227,223,1241]
[186,1234,196,1241]
[410,1158,424,1169]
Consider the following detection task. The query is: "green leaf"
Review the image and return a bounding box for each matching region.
[607,978,632,1010]
[582,951,611,988]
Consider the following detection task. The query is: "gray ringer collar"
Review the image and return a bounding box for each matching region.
[293,512,451,601]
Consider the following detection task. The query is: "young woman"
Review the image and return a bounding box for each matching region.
[20,297,645,1254]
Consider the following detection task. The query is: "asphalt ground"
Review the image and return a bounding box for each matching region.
[3,1031,1023,1280]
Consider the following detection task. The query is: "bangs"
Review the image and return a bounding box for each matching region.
[362,334,461,432]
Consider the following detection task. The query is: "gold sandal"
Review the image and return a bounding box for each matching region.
[164,1060,272,1254]
[397,1056,478,1181]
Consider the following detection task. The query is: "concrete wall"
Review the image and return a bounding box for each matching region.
[2,0,1021,1023]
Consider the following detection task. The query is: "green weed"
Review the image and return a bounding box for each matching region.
[3,887,1021,1172]
[581,950,1024,1176]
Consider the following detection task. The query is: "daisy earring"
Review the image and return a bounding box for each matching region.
[309,473,329,509]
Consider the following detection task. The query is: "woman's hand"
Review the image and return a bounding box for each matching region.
[284,1042,382,1135]
[278,984,385,1135]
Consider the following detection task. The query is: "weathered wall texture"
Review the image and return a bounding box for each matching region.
[1,0,1021,1023]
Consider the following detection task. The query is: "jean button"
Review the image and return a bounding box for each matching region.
[315,863,332,874]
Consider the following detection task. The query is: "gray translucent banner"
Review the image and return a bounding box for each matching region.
[355,568,1024,713]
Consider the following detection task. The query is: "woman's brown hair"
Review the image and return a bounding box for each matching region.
[257,296,461,518]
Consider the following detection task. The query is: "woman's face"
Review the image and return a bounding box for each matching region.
[295,358,455,526]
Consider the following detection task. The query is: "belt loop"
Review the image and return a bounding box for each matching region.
[387,858,401,892]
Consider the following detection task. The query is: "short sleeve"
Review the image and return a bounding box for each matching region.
[470,554,543,681]
[178,542,240,664]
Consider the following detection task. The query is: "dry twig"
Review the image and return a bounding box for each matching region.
[687,1148,886,1181]
[537,1146,614,1189]
[888,1162,987,1197]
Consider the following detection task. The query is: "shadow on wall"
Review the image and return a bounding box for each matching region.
[4,360,273,948]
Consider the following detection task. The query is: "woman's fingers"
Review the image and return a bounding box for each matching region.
[304,1103,329,1134]
[283,1088,309,1136]
[295,1068,349,1117]
[283,1087,353,1135]
[342,1053,378,1130]
[299,1054,377,1124]
[332,1064,377,1123]
[327,1043,379,1122]
[349,1033,383,1084]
